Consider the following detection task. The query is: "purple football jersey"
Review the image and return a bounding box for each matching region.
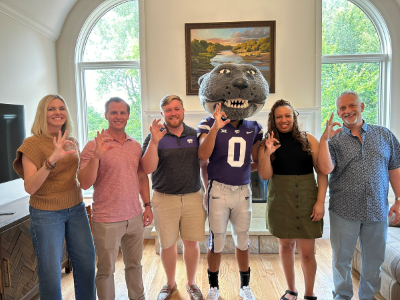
[197,117,263,185]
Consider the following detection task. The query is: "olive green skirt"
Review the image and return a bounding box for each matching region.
[266,173,323,239]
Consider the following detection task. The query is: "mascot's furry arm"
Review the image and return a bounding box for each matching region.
[198,63,269,121]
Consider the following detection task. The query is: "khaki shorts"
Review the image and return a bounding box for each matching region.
[152,189,206,249]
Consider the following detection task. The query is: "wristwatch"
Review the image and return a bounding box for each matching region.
[143,202,152,208]
[395,197,400,201]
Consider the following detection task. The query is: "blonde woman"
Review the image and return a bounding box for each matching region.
[13,95,95,300]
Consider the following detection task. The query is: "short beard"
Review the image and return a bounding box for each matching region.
[342,114,358,126]
[165,118,183,128]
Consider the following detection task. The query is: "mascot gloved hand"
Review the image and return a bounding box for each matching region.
[196,63,269,300]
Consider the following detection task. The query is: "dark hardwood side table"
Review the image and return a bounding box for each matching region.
[0,196,70,300]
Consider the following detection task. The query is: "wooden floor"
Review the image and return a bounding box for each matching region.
[33,239,384,300]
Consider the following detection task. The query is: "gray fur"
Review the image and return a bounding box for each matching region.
[198,63,269,120]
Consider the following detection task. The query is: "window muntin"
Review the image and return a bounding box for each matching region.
[322,0,381,55]
[79,0,142,145]
[83,0,140,62]
[321,0,383,130]
[321,62,379,127]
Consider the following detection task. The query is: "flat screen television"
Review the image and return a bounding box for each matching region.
[0,103,26,184]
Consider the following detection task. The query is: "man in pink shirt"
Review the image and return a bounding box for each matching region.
[79,97,153,300]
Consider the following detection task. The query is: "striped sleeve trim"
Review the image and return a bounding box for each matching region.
[198,124,211,131]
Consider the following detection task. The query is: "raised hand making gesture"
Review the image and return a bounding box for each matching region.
[150,118,167,143]
[93,129,114,159]
[322,113,342,142]
[48,130,77,164]
[263,132,281,156]
[212,103,230,130]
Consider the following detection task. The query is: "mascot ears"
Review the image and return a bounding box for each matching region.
[198,63,269,120]
[198,74,206,86]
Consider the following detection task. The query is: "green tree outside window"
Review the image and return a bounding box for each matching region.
[83,0,142,143]
[321,0,381,130]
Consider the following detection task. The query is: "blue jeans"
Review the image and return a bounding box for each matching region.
[30,202,96,300]
[330,211,387,300]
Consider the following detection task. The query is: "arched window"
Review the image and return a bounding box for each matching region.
[75,0,143,145]
[321,0,391,130]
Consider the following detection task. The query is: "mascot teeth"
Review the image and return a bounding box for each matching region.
[225,99,249,108]
[198,63,269,120]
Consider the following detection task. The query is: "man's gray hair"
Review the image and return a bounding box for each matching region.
[336,91,361,106]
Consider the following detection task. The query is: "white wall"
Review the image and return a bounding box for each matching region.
[0,13,58,204]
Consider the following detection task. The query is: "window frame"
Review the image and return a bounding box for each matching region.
[74,0,146,148]
[318,0,392,131]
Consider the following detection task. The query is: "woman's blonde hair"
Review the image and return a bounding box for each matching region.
[31,94,73,138]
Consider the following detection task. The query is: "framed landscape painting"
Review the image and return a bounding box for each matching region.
[185,21,276,95]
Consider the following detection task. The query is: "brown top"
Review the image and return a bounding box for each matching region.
[13,135,83,211]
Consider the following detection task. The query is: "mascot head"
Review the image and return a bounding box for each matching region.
[199,63,269,120]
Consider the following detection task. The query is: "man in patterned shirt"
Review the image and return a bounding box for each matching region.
[318,91,400,300]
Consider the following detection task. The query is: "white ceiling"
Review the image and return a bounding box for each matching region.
[1,0,400,41]
[396,0,400,10]
[0,0,78,40]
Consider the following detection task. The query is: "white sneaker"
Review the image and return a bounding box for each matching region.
[240,286,256,300]
[205,287,220,300]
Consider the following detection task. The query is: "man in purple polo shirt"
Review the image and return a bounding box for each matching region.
[78,97,153,300]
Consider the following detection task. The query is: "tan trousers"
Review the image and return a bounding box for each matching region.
[93,213,145,300]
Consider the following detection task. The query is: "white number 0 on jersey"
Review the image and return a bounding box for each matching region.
[227,137,246,167]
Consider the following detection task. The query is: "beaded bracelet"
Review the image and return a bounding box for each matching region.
[44,158,56,171]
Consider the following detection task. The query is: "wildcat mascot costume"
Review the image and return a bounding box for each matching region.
[197,63,269,300]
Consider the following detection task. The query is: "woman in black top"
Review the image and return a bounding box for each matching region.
[258,99,328,300]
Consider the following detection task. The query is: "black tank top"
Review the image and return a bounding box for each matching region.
[271,131,314,175]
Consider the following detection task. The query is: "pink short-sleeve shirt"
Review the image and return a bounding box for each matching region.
[80,130,143,223]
